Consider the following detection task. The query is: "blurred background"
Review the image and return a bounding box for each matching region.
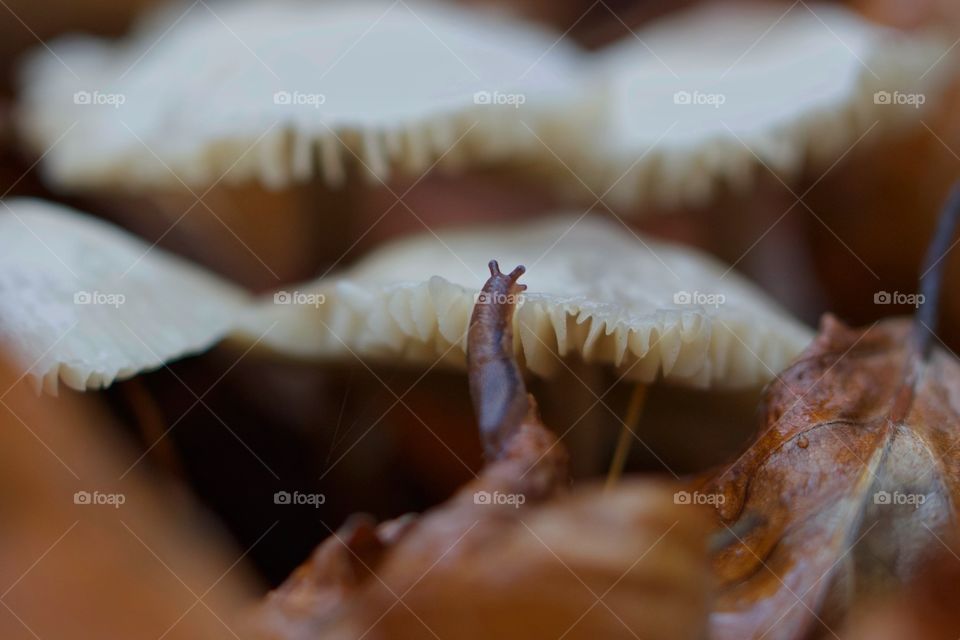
[1,0,959,627]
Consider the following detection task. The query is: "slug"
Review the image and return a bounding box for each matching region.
[467,260,530,460]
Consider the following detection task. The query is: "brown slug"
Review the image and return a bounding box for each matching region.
[467,260,530,460]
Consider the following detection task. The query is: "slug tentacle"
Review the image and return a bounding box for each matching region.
[468,260,530,460]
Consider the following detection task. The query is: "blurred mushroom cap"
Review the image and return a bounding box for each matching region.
[17,0,584,190]
[553,2,955,208]
[0,198,248,393]
[241,214,813,389]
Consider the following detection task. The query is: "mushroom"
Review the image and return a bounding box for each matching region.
[16,0,584,190]
[0,199,810,396]
[16,0,953,214]
[242,213,812,389]
[0,198,248,393]
[548,1,955,209]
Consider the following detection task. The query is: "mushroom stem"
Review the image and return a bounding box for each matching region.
[121,379,184,480]
[605,384,648,489]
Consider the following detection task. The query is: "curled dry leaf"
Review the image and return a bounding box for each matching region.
[250,480,710,640]
[701,186,960,639]
[702,315,960,637]
[246,261,711,640]
[251,481,710,640]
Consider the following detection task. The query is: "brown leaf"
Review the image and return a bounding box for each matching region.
[249,468,710,640]
[842,532,960,639]
[325,479,709,640]
[703,314,960,639]
[0,355,257,640]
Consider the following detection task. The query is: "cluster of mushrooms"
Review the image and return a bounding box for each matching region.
[1,1,959,639]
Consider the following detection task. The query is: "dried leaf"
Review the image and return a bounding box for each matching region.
[0,355,256,639]
[703,314,960,639]
[842,533,960,640]
[250,478,709,640]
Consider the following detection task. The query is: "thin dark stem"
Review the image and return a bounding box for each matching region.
[916,182,960,359]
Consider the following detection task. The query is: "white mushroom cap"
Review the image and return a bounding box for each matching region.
[551,2,954,208]
[17,0,584,190]
[19,1,951,208]
[0,200,810,392]
[239,215,813,389]
[0,198,249,394]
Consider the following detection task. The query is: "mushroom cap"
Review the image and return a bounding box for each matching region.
[0,198,248,393]
[0,200,811,392]
[240,214,813,389]
[551,2,954,208]
[17,1,952,205]
[17,0,584,190]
